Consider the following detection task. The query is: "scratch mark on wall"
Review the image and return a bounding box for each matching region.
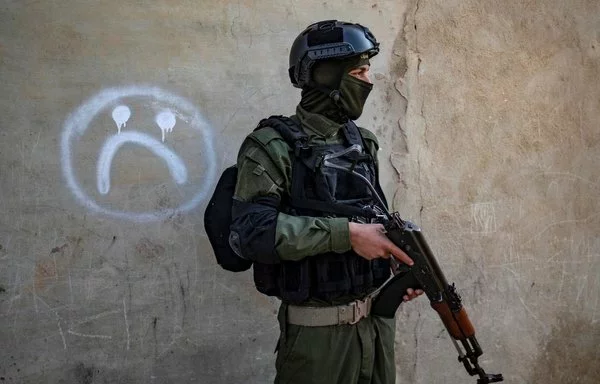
[68,269,74,306]
[123,298,131,350]
[32,264,38,314]
[589,274,600,325]
[536,171,600,189]
[504,234,520,264]
[157,325,183,359]
[72,309,121,326]
[576,275,588,303]
[518,295,548,332]
[6,269,20,315]
[67,330,112,340]
[57,318,67,350]
[524,213,600,246]
[557,262,567,302]
[67,308,122,342]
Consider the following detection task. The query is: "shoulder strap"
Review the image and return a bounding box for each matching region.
[341,120,365,148]
[357,127,379,148]
[255,115,311,156]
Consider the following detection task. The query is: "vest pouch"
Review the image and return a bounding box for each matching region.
[348,255,375,295]
[313,252,352,300]
[334,163,373,201]
[278,259,311,303]
[372,259,392,287]
[314,164,337,202]
[253,262,281,297]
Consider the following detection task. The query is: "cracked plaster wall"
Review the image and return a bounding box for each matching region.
[0,0,598,383]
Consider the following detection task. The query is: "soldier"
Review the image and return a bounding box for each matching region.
[230,20,423,384]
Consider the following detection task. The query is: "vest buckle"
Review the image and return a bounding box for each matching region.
[294,141,311,157]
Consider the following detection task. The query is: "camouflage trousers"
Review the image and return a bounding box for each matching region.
[274,302,396,384]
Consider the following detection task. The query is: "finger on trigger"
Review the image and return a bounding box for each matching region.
[389,244,414,266]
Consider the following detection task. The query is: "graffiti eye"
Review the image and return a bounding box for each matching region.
[112,105,131,133]
[155,110,177,142]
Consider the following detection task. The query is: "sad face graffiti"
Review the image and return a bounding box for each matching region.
[61,86,217,222]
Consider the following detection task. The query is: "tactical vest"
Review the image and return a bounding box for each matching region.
[251,116,391,304]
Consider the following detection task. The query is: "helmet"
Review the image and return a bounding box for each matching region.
[288,20,380,89]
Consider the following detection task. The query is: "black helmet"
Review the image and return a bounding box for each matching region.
[288,20,380,89]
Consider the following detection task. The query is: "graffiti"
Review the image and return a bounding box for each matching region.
[96,131,188,195]
[471,202,497,234]
[61,85,217,222]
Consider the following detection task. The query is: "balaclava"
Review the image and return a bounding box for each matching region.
[300,54,373,122]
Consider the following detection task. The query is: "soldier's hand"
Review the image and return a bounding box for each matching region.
[403,288,424,302]
[348,222,414,266]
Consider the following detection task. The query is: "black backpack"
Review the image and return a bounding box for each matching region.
[203,165,253,272]
[203,116,307,272]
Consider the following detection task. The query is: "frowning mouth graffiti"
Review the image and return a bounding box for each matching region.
[60,86,217,222]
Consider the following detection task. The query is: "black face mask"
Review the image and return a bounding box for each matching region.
[337,72,373,120]
[300,55,372,122]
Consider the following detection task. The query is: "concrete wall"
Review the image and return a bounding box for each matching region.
[0,1,598,383]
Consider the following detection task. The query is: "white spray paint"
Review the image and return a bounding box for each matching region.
[61,85,217,222]
[97,131,188,194]
[111,105,131,134]
[155,110,176,142]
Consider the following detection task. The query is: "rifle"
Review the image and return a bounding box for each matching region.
[323,145,504,384]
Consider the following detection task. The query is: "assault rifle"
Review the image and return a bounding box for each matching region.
[323,145,503,384]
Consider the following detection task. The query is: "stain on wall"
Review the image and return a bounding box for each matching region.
[531,311,600,383]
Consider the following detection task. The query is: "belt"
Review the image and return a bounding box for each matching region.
[286,295,375,327]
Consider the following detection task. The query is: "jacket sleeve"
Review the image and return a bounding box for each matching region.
[230,136,352,263]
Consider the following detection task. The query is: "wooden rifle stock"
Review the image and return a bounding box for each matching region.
[431,301,475,340]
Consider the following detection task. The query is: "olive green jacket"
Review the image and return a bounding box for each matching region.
[233,105,381,261]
